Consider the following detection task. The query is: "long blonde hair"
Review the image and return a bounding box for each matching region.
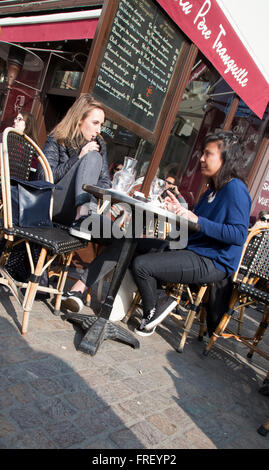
[51,94,105,148]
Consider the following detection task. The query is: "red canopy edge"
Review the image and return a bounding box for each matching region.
[156,0,269,119]
[0,18,98,43]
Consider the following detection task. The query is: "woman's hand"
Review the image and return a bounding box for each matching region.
[164,190,198,223]
[78,139,100,159]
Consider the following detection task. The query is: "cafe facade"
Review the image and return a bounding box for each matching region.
[0,0,268,219]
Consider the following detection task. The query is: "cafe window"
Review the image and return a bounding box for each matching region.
[101,119,140,181]
[155,53,236,206]
[48,50,87,93]
[102,53,237,199]
[229,101,268,175]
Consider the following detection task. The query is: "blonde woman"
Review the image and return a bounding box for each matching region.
[39,93,111,236]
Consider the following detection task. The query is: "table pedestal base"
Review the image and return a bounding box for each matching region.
[65,312,140,356]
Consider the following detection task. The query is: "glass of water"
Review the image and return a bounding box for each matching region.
[149,178,166,204]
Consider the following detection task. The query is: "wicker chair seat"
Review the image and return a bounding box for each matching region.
[4,224,87,254]
[237,283,269,304]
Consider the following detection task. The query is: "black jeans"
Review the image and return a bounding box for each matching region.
[79,237,168,288]
[131,248,226,314]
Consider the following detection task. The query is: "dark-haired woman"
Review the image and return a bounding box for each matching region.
[13,111,40,172]
[132,131,252,336]
[109,161,123,181]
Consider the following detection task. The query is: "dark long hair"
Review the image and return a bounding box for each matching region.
[109,160,123,180]
[201,131,248,191]
[21,111,40,147]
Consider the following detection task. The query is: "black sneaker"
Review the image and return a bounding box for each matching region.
[134,308,156,337]
[61,291,84,313]
[144,296,177,330]
[69,216,92,241]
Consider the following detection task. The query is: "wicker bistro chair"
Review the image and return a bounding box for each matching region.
[0,127,87,334]
[203,227,269,358]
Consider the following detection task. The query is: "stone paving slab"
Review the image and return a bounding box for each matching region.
[0,286,268,451]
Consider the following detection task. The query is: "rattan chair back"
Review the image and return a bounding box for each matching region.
[246,229,269,280]
[204,227,269,360]
[0,127,86,334]
[235,227,269,284]
[0,127,53,237]
[5,129,34,181]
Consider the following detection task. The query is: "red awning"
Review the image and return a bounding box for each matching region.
[0,19,98,43]
[156,0,269,119]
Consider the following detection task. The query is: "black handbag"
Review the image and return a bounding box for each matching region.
[11,177,55,228]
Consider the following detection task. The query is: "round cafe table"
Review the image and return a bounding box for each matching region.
[65,185,200,356]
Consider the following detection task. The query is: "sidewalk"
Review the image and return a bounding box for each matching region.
[0,282,268,450]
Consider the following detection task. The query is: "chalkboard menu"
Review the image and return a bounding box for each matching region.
[92,0,184,134]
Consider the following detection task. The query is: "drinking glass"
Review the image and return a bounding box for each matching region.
[112,156,137,193]
[149,178,166,204]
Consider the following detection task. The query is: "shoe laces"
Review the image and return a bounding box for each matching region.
[145,307,156,324]
[140,319,146,330]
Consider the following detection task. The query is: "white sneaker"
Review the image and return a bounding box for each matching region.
[134,312,156,337]
[135,323,156,337]
[61,291,84,313]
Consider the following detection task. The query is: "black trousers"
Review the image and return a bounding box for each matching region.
[131,249,226,315]
[80,237,167,288]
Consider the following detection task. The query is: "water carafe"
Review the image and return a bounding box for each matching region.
[112,156,137,193]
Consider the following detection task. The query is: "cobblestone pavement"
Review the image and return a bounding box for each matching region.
[0,282,268,451]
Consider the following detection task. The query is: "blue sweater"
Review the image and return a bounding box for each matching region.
[187,178,252,275]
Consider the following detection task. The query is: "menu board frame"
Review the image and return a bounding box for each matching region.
[83,0,190,144]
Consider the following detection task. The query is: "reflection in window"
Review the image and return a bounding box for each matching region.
[230,101,268,174]
[0,57,6,84]
[157,53,236,206]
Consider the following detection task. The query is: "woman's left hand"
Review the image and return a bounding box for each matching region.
[164,190,198,223]
[79,139,100,158]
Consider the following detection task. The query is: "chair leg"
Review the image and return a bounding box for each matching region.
[247,306,269,359]
[203,289,239,356]
[85,288,92,307]
[203,312,231,356]
[237,301,246,335]
[54,251,74,316]
[257,417,269,436]
[22,247,47,334]
[122,291,141,323]
[177,308,197,353]
[177,285,208,353]
[198,304,207,341]
[97,277,104,303]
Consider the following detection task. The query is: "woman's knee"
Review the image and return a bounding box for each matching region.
[132,255,143,274]
[79,151,102,169]
[132,254,150,278]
